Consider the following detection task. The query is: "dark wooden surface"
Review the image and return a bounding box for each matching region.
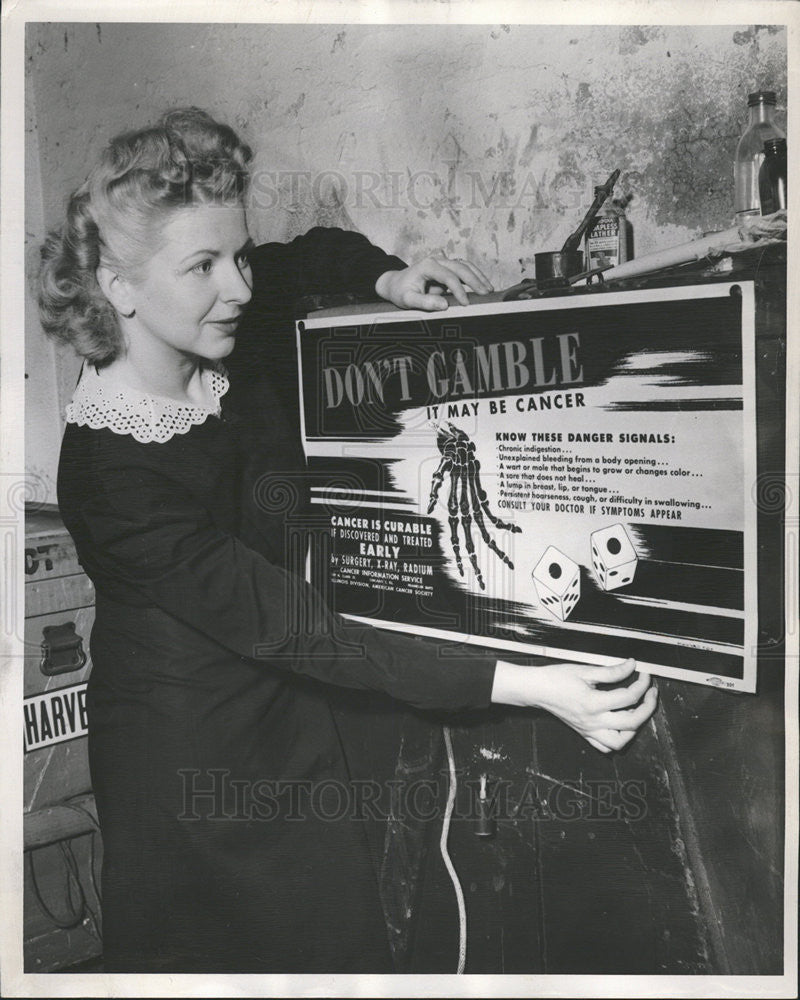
[392,672,784,975]
[401,706,712,974]
[657,671,784,975]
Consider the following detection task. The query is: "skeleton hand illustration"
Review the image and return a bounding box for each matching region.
[427,422,522,589]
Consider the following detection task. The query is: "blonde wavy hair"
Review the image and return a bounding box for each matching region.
[38,107,253,363]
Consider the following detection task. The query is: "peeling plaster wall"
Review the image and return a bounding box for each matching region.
[28,23,787,274]
[25,21,787,484]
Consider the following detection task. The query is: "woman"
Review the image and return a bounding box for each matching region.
[39,108,657,973]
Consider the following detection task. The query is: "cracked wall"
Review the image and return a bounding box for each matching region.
[28,22,786,283]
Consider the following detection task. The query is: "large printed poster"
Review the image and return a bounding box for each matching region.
[298,283,758,691]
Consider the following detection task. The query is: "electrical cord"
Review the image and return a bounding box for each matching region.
[440,725,467,974]
[61,798,101,832]
[59,840,102,942]
[87,831,103,916]
[61,799,104,908]
[26,800,104,941]
[27,846,85,931]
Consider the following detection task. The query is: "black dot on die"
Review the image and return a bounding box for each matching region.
[549,563,562,579]
[606,537,622,555]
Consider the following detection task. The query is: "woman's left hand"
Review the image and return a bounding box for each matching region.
[375,255,494,311]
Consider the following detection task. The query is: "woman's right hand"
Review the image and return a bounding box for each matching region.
[375,255,493,311]
[491,657,657,753]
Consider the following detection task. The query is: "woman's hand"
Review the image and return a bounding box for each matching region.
[491,657,658,753]
[375,255,493,310]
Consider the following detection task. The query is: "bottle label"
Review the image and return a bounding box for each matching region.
[586,216,623,268]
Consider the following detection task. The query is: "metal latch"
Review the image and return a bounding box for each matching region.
[40,622,87,676]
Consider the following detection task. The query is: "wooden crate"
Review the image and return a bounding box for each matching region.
[24,509,103,972]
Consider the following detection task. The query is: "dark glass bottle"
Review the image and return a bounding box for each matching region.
[758,138,787,215]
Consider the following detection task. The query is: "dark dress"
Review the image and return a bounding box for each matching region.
[56,228,497,973]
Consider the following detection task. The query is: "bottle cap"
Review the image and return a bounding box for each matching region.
[748,90,777,107]
[763,137,787,155]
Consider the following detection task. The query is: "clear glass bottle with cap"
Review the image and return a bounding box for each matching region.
[734,90,785,221]
[758,138,787,215]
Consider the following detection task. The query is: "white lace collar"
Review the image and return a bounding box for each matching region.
[65,362,230,444]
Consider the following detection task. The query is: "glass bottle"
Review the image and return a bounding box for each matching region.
[758,138,787,215]
[734,91,785,221]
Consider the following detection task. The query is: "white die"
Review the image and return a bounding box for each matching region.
[532,546,581,620]
[590,523,638,591]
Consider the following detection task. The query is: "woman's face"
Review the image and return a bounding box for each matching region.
[123,201,253,363]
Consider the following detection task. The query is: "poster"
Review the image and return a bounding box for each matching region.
[299,282,759,691]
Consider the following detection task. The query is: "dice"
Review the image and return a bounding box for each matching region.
[590,523,638,591]
[532,546,581,620]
